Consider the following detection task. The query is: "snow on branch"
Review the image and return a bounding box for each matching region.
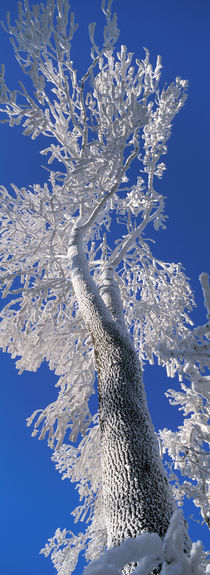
[0,0,192,453]
[40,415,107,568]
[0,2,207,573]
[159,275,210,528]
[157,274,210,379]
[200,273,210,320]
[119,256,194,365]
[82,511,209,575]
[0,178,97,443]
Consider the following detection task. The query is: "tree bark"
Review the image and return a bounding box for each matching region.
[94,325,174,546]
[69,226,175,549]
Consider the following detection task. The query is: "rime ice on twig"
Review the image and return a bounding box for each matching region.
[0,1,209,574]
[159,275,210,529]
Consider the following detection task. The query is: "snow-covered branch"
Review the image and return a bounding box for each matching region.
[0,2,208,575]
[81,512,208,575]
[159,275,210,528]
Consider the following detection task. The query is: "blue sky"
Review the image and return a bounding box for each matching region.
[0,1,209,574]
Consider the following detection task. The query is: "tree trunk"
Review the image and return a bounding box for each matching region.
[69,226,175,549]
[94,324,174,547]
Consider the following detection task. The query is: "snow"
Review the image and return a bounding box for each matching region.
[84,512,209,575]
[0,1,209,574]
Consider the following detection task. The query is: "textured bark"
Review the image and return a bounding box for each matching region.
[69,227,175,549]
[94,326,174,547]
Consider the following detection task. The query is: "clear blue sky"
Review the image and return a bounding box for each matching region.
[0,1,209,575]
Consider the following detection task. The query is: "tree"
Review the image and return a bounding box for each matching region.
[0,1,209,574]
